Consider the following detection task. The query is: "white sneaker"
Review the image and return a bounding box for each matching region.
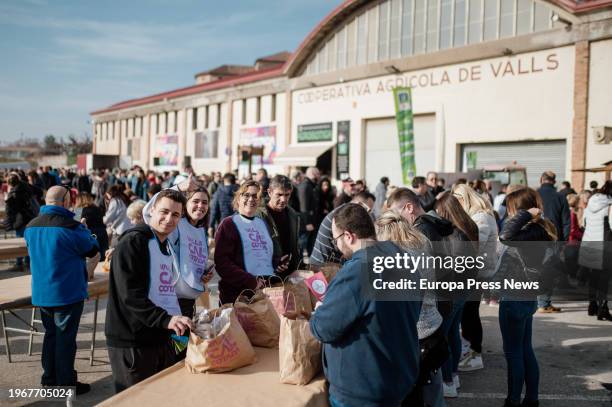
[443,382,458,398]
[458,351,484,372]
[453,374,461,389]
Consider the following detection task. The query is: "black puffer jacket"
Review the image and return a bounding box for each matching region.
[5,182,36,230]
[497,210,558,297]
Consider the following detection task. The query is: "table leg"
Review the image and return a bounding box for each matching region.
[28,307,36,356]
[1,310,12,363]
[89,296,99,366]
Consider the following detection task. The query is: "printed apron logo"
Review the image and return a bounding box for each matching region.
[247,228,268,250]
[158,263,175,294]
[187,236,206,266]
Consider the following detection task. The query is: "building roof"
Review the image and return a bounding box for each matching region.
[283,0,612,76]
[91,64,285,116]
[93,0,612,116]
[255,51,291,63]
[194,64,255,79]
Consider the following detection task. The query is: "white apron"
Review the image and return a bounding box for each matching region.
[232,214,274,277]
[173,218,209,299]
[147,237,181,315]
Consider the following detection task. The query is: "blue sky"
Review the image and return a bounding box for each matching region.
[0,0,339,143]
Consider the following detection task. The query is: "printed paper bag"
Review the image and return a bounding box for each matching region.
[263,279,312,317]
[185,307,256,373]
[278,314,322,385]
[234,290,280,348]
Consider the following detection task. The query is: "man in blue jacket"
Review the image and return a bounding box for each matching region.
[24,185,99,395]
[310,203,421,407]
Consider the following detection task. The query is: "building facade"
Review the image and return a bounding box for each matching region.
[92,0,612,189]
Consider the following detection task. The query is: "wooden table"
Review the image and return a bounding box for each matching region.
[98,346,329,407]
[0,265,109,364]
[0,238,28,261]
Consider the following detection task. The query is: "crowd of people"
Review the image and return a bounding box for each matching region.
[0,163,610,406]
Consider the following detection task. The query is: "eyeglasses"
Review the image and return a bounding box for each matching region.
[241,192,259,201]
[330,232,345,249]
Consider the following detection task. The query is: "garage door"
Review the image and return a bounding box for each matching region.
[461,141,566,187]
[365,115,436,188]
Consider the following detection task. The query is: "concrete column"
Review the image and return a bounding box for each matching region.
[571,41,589,191]
[226,100,234,173]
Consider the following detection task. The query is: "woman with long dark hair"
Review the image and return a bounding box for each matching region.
[144,179,214,320]
[497,187,557,407]
[433,192,479,398]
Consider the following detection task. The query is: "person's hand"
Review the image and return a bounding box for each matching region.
[201,264,215,284]
[255,278,266,290]
[167,316,194,336]
[80,218,88,228]
[527,208,541,218]
[105,248,114,260]
[178,174,200,192]
[306,224,315,232]
[314,301,323,310]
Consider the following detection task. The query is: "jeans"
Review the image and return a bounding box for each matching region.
[329,394,350,407]
[441,300,464,383]
[299,231,316,258]
[536,293,552,308]
[499,300,539,404]
[422,369,445,407]
[40,301,84,386]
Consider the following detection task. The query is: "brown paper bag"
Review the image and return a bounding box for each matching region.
[185,307,256,373]
[263,279,312,318]
[279,314,322,385]
[319,262,341,282]
[234,290,280,348]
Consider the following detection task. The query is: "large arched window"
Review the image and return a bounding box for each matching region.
[304,0,558,76]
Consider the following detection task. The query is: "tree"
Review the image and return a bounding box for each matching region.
[42,134,61,154]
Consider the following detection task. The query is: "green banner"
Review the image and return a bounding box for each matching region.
[392,87,416,185]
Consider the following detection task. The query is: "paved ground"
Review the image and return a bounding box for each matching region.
[0,261,610,406]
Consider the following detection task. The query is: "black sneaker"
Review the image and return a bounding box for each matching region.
[76,382,91,395]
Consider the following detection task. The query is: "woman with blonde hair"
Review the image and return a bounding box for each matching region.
[451,183,499,372]
[375,210,445,407]
[214,180,287,304]
[434,193,479,398]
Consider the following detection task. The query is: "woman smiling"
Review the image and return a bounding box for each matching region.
[214,180,285,304]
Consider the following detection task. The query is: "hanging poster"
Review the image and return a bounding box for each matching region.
[155,134,178,166]
[336,121,350,180]
[392,87,416,184]
[239,126,277,164]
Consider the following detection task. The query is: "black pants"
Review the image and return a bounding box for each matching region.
[107,343,175,394]
[461,300,483,353]
[588,268,612,302]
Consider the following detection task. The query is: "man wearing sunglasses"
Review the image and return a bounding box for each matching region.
[24,185,100,395]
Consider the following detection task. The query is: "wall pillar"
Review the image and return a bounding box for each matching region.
[571,41,590,191]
